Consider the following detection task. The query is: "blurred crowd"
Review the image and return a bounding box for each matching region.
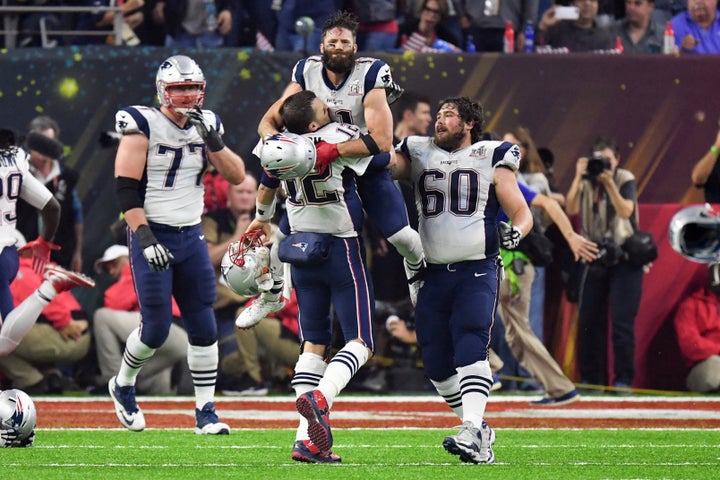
[4,0,720,54]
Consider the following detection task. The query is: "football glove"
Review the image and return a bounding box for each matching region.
[314,141,340,174]
[385,80,405,105]
[135,225,174,272]
[499,221,523,250]
[0,427,33,448]
[18,236,61,274]
[186,106,225,152]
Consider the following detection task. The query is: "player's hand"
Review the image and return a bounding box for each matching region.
[0,427,32,447]
[135,225,174,272]
[18,236,61,274]
[185,106,225,152]
[385,81,405,105]
[314,141,340,173]
[499,221,523,250]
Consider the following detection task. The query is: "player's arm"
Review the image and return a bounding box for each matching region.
[258,82,303,139]
[245,181,278,242]
[206,145,246,186]
[115,133,151,233]
[185,108,246,185]
[530,193,598,262]
[495,167,533,242]
[336,88,394,158]
[391,149,411,181]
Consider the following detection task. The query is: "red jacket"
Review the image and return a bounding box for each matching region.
[674,287,720,367]
[10,257,82,329]
[104,263,181,317]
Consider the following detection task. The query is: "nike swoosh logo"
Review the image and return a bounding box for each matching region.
[119,411,134,425]
[199,235,205,240]
[474,272,487,277]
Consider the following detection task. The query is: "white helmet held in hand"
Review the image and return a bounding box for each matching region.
[669,204,720,263]
[221,230,272,297]
[0,389,36,445]
[259,132,316,180]
[156,55,206,115]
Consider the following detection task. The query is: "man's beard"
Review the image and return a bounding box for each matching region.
[322,49,355,74]
[434,129,465,151]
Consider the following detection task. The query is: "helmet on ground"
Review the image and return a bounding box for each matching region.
[669,204,720,263]
[156,55,206,115]
[259,132,316,180]
[0,389,36,443]
[221,230,271,297]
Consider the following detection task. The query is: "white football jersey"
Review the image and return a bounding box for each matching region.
[292,56,394,132]
[398,137,521,263]
[277,122,371,237]
[115,106,224,227]
[0,147,53,250]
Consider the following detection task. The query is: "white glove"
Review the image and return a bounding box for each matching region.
[136,225,174,272]
[499,221,522,250]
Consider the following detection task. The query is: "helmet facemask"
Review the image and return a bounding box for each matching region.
[221,229,273,296]
[155,55,206,115]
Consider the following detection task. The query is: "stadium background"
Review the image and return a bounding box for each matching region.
[0,47,715,391]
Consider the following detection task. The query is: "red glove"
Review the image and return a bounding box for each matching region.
[18,237,61,274]
[314,141,340,174]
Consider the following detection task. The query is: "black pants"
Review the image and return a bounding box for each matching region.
[577,260,643,386]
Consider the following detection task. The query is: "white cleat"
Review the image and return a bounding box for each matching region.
[235,297,285,329]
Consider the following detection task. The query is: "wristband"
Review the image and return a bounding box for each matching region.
[255,199,275,222]
[711,145,719,156]
[135,224,158,249]
[205,130,225,153]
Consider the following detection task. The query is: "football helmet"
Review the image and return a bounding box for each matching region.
[259,132,317,180]
[0,389,36,445]
[221,230,272,297]
[156,55,206,115]
[669,204,720,263]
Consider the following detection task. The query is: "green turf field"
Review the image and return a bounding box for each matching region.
[4,428,718,480]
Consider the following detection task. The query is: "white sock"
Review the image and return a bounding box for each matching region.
[318,341,368,406]
[0,289,51,355]
[117,327,156,386]
[431,374,463,420]
[457,360,493,427]
[261,279,284,303]
[387,226,424,266]
[188,342,218,409]
[291,352,327,441]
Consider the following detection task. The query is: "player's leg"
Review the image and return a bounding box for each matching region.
[173,226,229,434]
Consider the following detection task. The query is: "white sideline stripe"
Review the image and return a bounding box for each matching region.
[34,395,720,403]
[29,443,718,449]
[3,461,719,467]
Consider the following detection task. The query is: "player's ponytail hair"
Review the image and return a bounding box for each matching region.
[439,96,485,143]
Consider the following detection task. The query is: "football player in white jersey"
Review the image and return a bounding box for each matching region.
[246,90,393,463]
[393,97,534,465]
[0,130,94,359]
[109,55,245,435]
[257,10,425,305]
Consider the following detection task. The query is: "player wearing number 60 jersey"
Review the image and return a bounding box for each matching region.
[109,55,245,435]
[394,97,533,465]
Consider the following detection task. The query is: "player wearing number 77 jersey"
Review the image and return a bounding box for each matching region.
[110,55,245,435]
[393,97,533,465]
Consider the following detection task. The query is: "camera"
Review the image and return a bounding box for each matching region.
[584,151,612,179]
[595,237,625,267]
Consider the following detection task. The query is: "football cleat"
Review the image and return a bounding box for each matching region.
[195,402,230,435]
[442,420,496,464]
[235,296,285,329]
[296,389,333,452]
[45,265,95,293]
[291,439,341,463]
[108,376,145,432]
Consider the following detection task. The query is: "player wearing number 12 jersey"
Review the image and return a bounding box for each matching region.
[109,55,245,435]
[257,10,425,305]
[394,97,533,465]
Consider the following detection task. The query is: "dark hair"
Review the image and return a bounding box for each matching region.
[280,90,318,134]
[439,96,485,143]
[393,91,431,123]
[322,10,359,39]
[592,136,619,157]
[418,0,450,20]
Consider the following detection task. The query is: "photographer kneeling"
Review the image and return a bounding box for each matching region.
[566,137,644,393]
